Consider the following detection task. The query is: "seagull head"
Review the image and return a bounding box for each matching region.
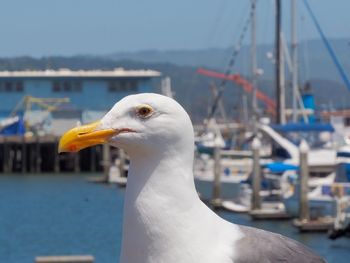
[58,93,194,157]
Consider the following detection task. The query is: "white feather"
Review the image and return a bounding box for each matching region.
[101,93,244,263]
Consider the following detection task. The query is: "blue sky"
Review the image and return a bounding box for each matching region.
[0,0,349,57]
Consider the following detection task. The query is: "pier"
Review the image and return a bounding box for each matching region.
[0,135,117,174]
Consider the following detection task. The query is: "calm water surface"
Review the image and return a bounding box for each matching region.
[0,175,349,263]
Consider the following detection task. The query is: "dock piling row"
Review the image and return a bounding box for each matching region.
[0,135,113,173]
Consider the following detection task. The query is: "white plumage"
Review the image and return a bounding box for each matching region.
[60,93,325,263]
[101,93,242,263]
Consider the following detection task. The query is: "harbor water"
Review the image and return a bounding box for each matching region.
[0,174,349,263]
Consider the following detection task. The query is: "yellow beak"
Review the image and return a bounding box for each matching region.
[58,121,117,153]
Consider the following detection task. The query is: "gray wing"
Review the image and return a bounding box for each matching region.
[233,225,326,263]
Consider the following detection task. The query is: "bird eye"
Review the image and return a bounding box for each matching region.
[136,105,153,118]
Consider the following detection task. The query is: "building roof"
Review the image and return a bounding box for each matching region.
[0,68,161,78]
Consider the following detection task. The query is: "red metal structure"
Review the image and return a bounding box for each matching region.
[197,68,276,114]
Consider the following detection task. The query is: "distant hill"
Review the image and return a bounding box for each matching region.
[106,38,350,84]
[0,38,350,121]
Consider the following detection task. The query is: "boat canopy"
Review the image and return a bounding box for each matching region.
[263,162,298,173]
[270,123,335,133]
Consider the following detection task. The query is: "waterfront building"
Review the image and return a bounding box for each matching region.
[0,68,161,116]
[0,68,161,135]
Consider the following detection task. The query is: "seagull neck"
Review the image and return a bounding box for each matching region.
[120,146,212,263]
[122,142,203,226]
[126,145,197,201]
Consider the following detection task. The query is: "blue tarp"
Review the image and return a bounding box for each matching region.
[270,123,334,133]
[0,118,25,135]
[263,162,298,173]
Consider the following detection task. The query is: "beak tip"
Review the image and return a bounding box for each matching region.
[57,120,114,154]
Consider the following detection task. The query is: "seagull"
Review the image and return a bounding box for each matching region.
[59,93,325,263]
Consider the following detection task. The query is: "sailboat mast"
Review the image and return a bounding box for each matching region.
[275,0,284,124]
[251,0,258,130]
[291,0,298,122]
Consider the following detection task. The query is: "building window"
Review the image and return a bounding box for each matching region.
[52,80,82,92]
[0,81,24,92]
[15,82,23,92]
[5,82,12,92]
[53,81,60,92]
[63,81,71,92]
[108,80,138,92]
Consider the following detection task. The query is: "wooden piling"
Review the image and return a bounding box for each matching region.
[3,137,9,173]
[102,143,111,178]
[251,137,261,211]
[35,138,41,173]
[292,140,333,231]
[249,136,291,219]
[8,143,14,173]
[29,141,33,172]
[299,140,309,222]
[74,153,80,173]
[21,136,27,173]
[54,140,60,173]
[211,145,222,208]
[90,147,96,172]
